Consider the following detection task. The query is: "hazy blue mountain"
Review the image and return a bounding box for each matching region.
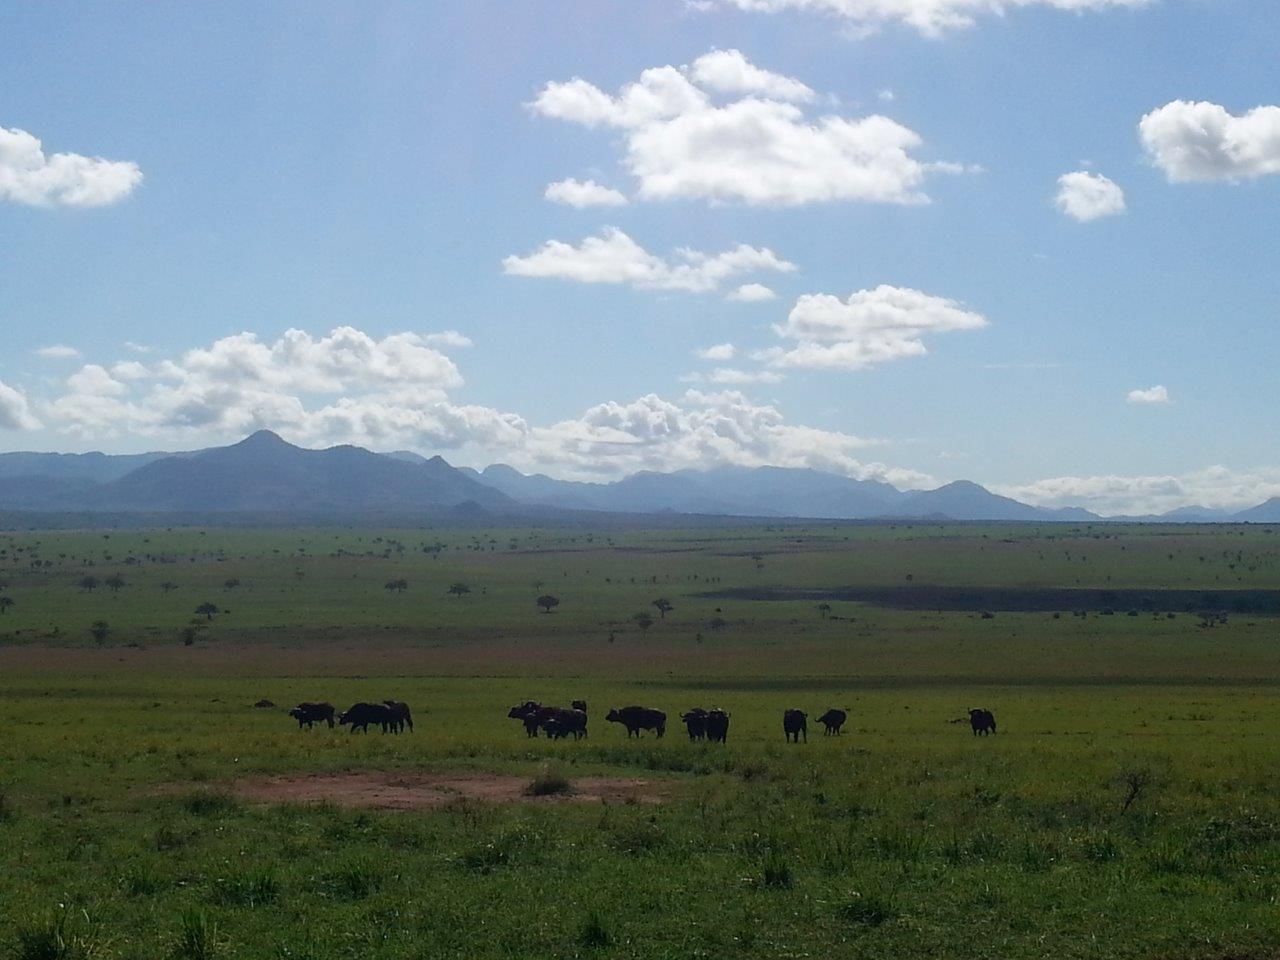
[86,431,516,513]
[0,449,172,482]
[1233,498,1280,522]
[469,462,904,517]
[893,480,1100,521]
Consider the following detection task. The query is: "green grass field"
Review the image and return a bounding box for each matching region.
[1,522,1279,959]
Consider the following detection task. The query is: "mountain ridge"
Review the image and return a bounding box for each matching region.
[0,433,1272,522]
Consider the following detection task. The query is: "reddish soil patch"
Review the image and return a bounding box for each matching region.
[221,770,672,810]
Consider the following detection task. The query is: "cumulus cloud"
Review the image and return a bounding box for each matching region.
[0,380,39,430]
[726,282,777,302]
[681,367,785,385]
[706,0,1149,38]
[530,50,959,206]
[423,330,474,348]
[502,227,795,294]
[997,466,1280,516]
[42,327,496,446]
[1140,100,1280,183]
[544,178,629,207]
[0,126,142,207]
[759,284,987,370]
[695,342,737,361]
[523,389,930,486]
[1054,171,1126,221]
[688,48,815,101]
[1127,384,1170,404]
[35,344,81,359]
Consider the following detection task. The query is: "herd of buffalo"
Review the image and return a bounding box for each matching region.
[285,699,998,740]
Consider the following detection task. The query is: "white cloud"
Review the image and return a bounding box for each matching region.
[0,380,39,430]
[502,227,795,293]
[726,282,777,302]
[695,342,737,361]
[530,51,960,206]
[997,466,1280,516]
[681,367,785,384]
[706,0,1150,38]
[878,88,896,102]
[1054,171,1126,221]
[522,389,930,486]
[35,344,81,359]
[0,126,142,207]
[1140,100,1280,183]
[1127,384,1170,404]
[423,330,474,348]
[43,327,480,443]
[544,178,629,208]
[124,342,152,354]
[760,284,987,370]
[688,49,815,102]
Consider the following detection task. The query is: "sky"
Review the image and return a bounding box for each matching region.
[1,0,1278,515]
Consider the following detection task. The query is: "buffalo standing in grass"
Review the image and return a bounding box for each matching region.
[289,702,335,730]
[606,706,666,738]
[783,709,808,743]
[338,702,394,733]
[509,701,543,738]
[681,708,708,741]
[538,706,588,740]
[571,699,587,712]
[705,708,730,744]
[969,708,997,736]
[817,708,847,736]
[383,700,414,733]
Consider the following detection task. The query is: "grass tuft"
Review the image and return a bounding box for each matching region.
[525,763,572,797]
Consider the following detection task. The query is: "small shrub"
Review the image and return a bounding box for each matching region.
[123,863,164,897]
[325,862,379,900]
[525,764,572,797]
[181,790,238,817]
[761,850,793,890]
[0,785,14,823]
[171,910,222,960]
[837,892,895,928]
[15,905,100,960]
[212,870,279,907]
[578,911,612,949]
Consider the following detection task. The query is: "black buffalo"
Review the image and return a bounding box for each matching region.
[783,709,807,743]
[383,700,414,733]
[969,708,997,736]
[289,702,335,730]
[817,708,847,735]
[681,708,708,740]
[571,699,588,712]
[338,702,394,733]
[705,708,730,744]
[606,706,666,738]
[508,701,543,737]
[538,706,588,740]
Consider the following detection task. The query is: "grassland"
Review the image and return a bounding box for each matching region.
[1,522,1279,959]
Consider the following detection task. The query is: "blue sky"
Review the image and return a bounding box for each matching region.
[1,0,1278,513]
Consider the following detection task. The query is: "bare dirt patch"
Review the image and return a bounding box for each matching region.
[220,770,672,810]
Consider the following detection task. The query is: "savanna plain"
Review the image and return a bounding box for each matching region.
[2,522,1279,959]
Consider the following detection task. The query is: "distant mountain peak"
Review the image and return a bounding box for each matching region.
[235,429,291,448]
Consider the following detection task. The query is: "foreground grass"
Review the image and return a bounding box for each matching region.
[1,676,1278,959]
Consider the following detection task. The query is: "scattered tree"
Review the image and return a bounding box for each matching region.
[90,620,110,645]
[384,578,409,594]
[195,602,220,621]
[78,575,100,593]
[0,596,13,615]
[652,598,673,619]
[180,626,199,646]
[817,603,832,620]
[447,582,472,598]
[223,578,240,590]
[105,574,126,593]
[536,594,560,614]
[634,613,654,633]
[160,581,179,594]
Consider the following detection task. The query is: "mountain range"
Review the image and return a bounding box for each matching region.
[0,430,1275,523]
